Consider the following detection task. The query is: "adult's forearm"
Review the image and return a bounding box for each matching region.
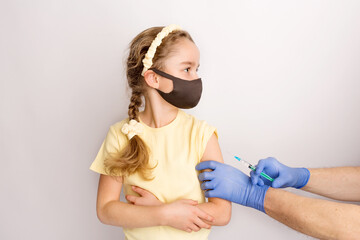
[98,200,164,228]
[197,199,231,226]
[264,188,360,239]
[303,167,360,201]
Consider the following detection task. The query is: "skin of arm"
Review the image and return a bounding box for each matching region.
[196,133,232,226]
[264,187,360,240]
[96,174,214,232]
[96,175,162,228]
[302,167,360,201]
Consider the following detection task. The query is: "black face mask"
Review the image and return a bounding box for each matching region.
[150,68,202,109]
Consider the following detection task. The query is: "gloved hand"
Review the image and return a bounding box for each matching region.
[196,161,269,213]
[250,157,310,189]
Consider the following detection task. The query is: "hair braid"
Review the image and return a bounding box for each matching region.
[128,89,142,121]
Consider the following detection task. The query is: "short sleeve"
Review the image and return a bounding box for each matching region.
[197,121,218,161]
[90,125,122,175]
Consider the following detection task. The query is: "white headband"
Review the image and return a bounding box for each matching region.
[141,24,182,76]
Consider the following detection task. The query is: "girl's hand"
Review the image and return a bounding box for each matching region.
[126,186,163,206]
[161,199,214,232]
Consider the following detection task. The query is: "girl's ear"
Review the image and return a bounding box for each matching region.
[143,70,160,89]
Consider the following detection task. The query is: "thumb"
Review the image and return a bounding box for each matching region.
[250,170,259,185]
[196,160,218,171]
[255,160,266,175]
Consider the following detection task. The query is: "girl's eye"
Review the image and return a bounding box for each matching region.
[184,67,190,72]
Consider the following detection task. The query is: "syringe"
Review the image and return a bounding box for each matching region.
[234,156,274,182]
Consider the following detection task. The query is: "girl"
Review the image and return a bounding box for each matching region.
[90,24,231,240]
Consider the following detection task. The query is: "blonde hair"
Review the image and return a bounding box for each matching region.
[104,26,194,180]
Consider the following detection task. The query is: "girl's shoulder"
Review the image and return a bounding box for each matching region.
[111,118,130,130]
[179,110,208,124]
[179,110,201,122]
[107,118,130,142]
[179,110,216,130]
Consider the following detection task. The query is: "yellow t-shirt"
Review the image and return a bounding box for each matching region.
[90,110,217,240]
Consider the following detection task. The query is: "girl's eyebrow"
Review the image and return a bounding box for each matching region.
[180,61,200,68]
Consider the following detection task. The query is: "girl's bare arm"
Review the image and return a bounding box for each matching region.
[197,133,232,226]
[96,174,214,232]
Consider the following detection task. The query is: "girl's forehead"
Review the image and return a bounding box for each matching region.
[166,39,200,64]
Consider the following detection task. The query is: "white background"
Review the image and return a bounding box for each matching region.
[1,0,359,239]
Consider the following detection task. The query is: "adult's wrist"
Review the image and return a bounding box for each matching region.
[263,187,276,215]
[247,184,270,213]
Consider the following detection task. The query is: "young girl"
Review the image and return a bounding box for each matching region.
[90,24,231,240]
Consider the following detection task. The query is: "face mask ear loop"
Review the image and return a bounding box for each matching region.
[149,68,201,82]
[149,68,175,81]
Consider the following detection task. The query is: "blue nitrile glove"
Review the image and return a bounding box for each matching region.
[196,161,269,213]
[250,157,310,189]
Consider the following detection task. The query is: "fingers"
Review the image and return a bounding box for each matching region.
[204,189,218,198]
[175,200,213,233]
[250,170,258,185]
[250,171,261,185]
[200,181,215,191]
[195,207,214,223]
[126,194,138,204]
[127,186,151,204]
[193,217,211,230]
[198,171,215,181]
[196,160,219,171]
[255,159,266,175]
[256,157,278,174]
[250,168,266,186]
[271,175,288,188]
[185,220,210,233]
[185,219,210,233]
[257,178,265,186]
[189,223,201,232]
[181,199,199,206]
[131,185,150,196]
[271,178,282,188]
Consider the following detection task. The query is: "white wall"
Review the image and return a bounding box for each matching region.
[1,0,359,239]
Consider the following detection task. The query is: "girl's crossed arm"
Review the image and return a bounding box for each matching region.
[96,174,214,232]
